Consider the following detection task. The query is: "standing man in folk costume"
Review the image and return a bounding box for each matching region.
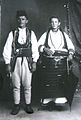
[3,10,39,115]
[38,16,75,108]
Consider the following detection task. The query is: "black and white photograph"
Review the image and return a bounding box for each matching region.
[0,0,81,120]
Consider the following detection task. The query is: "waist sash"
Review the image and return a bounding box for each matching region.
[14,48,32,57]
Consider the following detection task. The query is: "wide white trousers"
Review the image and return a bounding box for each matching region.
[12,57,32,104]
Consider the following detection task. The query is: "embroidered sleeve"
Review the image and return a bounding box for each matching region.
[31,31,39,62]
[38,32,47,52]
[3,31,13,64]
[64,32,75,54]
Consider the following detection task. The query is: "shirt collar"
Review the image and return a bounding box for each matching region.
[18,27,26,31]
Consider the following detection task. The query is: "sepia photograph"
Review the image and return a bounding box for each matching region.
[0,0,81,120]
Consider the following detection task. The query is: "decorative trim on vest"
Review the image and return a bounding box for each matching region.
[11,28,32,72]
[12,28,32,57]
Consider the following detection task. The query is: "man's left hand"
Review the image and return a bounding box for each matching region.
[68,54,73,61]
[31,62,36,72]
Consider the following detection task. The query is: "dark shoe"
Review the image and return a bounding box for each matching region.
[47,101,56,111]
[25,104,34,114]
[11,104,20,115]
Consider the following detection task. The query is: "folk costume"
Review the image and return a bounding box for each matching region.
[3,27,39,105]
[38,28,75,105]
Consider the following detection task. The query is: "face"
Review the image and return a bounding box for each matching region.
[17,16,28,28]
[50,18,60,31]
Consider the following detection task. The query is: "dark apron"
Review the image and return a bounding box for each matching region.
[39,54,68,99]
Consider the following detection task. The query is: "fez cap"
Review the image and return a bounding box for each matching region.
[16,10,28,19]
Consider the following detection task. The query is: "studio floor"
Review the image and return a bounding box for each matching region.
[0,92,81,120]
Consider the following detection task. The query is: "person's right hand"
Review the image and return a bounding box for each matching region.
[43,47,54,56]
[6,64,11,74]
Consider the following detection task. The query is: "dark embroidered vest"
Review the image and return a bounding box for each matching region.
[11,28,33,72]
[44,28,68,49]
[12,28,32,57]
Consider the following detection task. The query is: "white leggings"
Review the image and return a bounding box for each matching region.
[12,57,32,104]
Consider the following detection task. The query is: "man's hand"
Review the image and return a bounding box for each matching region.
[31,62,36,72]
[6,64,11,74]
[68,54,73,61]
[43,47,54,56]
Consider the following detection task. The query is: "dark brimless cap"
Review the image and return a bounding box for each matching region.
[16,10,28,19]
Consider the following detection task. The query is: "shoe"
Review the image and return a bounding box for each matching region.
[47,101,56,111]
[25,104,34,114]
[10,104,20,115]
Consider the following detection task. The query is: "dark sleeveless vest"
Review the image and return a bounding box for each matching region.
[11,28,32,72]
[44,28,68,49]
[12,28,32,57]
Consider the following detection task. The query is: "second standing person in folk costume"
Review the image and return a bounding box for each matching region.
[38,16,75,107]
